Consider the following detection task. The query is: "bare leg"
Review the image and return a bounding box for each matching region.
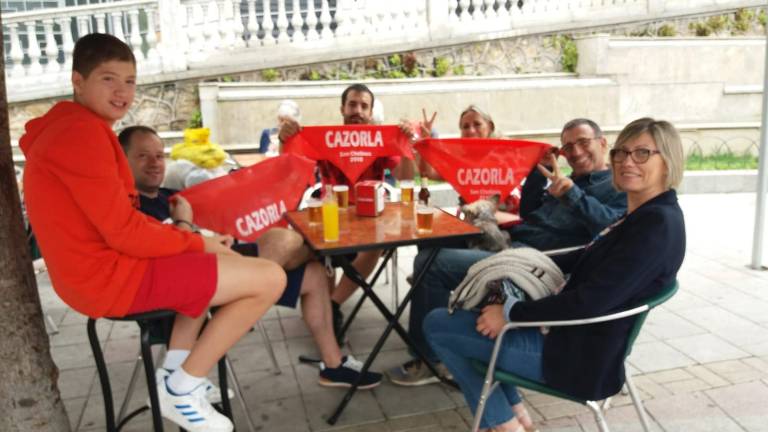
[511,403,536,431]
[256,228,312,270]
[491,417,523,432]
[167,313,206,351]
[330,249,380,305]
[300,261,342,367]
[181,254,286,377]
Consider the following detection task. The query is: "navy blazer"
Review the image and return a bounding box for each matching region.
[508,189,686,400]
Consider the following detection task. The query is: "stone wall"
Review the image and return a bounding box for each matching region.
[9,5,766,144]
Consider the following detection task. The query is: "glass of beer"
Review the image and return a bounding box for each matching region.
[416,205,434,233]
[333,185,349,209]
[307,199,322,224]
[400,180,414,204]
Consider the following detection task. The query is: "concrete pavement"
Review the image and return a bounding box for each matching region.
[40,192,768,431]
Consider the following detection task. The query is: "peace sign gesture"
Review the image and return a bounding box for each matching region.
[536,152,574,198]
[419,108,437,139]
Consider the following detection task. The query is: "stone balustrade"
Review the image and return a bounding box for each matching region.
[2,0,765,102]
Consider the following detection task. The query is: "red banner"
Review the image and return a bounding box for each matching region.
[416,138,551,203]
[179,154,316,242]
[284,125,414,184]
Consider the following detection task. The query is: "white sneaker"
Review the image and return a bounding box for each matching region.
[154,376,233,432]
[156,368,233,404]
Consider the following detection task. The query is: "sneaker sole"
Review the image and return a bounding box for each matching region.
[388,375,442,387]
[318,378,381,390]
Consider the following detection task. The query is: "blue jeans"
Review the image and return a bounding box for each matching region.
[409,248,494,362]
[424,308,545,429]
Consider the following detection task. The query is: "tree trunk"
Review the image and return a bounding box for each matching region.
[0,15,71,432]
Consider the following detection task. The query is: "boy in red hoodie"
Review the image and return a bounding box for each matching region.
[21,33,285,432]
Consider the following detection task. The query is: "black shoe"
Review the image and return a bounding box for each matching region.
[331,301,345,346]
[318,356,382,389]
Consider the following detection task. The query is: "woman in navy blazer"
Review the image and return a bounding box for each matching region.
[423,118,686,432]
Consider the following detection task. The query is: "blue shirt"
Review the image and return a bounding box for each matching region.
[509,169,627,250]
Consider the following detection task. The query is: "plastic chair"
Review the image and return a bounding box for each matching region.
[470,280,680,432]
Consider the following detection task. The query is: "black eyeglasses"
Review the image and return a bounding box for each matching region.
[560,137,596,154]
[610,148,661,164]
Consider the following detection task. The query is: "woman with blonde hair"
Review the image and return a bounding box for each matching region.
[423,118,686,431]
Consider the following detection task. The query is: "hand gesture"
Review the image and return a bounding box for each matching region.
[169,194,194,225]
[278,118,301,143]
[476,305,507,339]
[419,108,437,139]
[537,153,574,198]
[202,234,237,256]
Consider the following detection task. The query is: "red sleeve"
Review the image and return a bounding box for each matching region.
[43,121,204,257]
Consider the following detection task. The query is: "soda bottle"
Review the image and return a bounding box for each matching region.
[322,185,339,242]
[418,177,430,205]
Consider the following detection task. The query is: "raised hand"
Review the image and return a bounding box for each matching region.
[419,108,437,138]
[536,153,574,198]
[278,118,301,143]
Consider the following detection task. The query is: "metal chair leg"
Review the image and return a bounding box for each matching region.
[87,318,117,432]
[257,321,281,375]
[224,355,258,432]
[625,371,652,432]
[139,322,165,432]
[586,400,610,432]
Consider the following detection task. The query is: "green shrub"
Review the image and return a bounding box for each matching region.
[706,14,730,34]
[307,69,322,81]
[556,36,578,73]
[732,8,754,33]
[657,24,677,37]
[188,108,202,128]
[433,57,451,77]
[689,21,711,36]
[758,10,767,28]
[262,68,279,81]
[388,54,402,67]
[452,64,466,76]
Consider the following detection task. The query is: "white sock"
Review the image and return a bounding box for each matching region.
[166,366,206,395]
[162,349,190,371]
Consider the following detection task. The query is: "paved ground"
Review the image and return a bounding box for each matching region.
[40,192,768,431]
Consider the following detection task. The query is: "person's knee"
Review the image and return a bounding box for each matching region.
[422,308,450,336]
[251,259,287,303]
[413,248,436,275]
[259,228,306,267]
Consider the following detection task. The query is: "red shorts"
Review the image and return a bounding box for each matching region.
[127,252,217,318]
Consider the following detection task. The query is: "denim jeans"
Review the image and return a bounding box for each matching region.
[424,308,545,429]
[409,248,494,362]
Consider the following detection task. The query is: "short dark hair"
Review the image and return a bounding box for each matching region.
[118,125,158,153]
[560,118,603,141]
[341,83,375,107]
[73,33,136,78]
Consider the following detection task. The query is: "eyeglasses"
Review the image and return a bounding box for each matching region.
[609,148,661,164]
[561,137,596,154]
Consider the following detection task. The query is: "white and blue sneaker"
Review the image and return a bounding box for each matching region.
[156,368,234,404]
[153,375,233,432]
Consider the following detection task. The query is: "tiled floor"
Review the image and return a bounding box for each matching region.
[42,193,768,431]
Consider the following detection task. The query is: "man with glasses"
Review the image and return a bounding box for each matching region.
[387,118,628,387]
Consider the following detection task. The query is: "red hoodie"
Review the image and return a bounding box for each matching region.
[21,101,204,318]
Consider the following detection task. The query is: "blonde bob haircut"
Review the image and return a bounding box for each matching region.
[459,105,497,137]
[612,117,684,190]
